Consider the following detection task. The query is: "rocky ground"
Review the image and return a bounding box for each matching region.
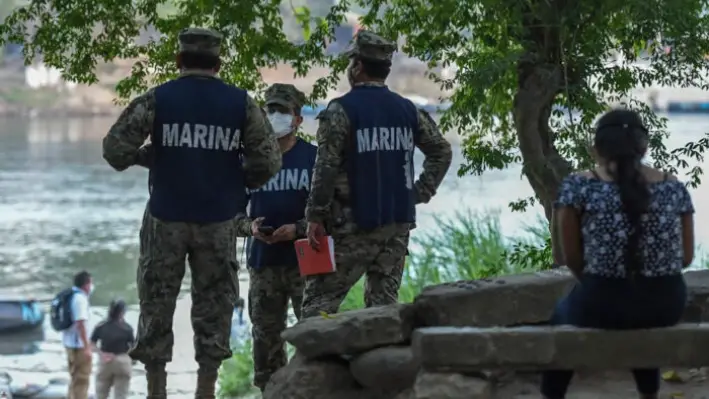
[262,270,709,399]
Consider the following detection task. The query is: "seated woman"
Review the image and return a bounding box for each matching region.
[542,109,695,399]
[90,299,135,399]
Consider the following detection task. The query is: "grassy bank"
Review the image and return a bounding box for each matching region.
[217,210,552,398]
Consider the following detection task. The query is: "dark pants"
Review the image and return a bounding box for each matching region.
[540,274,687,398]
[248,266,305,390]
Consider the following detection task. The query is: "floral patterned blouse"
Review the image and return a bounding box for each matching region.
[555,174,694,277]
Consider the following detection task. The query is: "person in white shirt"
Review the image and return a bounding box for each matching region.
[63,271,94,399]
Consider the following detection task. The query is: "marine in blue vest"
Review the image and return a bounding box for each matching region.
[302,31,453,318]
[234,83,315,392]
[101,27,282,399]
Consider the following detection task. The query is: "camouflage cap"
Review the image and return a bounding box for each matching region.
[178,27,223,57]
[265,83,307,111]
[342,30,397,61]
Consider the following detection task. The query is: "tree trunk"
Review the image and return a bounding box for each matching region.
[512,61,573,221]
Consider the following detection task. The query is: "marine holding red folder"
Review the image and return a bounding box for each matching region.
[299,30,453,320]
[233,83,316,393]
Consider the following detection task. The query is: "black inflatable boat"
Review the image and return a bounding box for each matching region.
[0,299,45,334]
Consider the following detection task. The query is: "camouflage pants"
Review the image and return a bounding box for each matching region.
[129,209,240,370]
[301,223,409,319]
[248,265,304,390]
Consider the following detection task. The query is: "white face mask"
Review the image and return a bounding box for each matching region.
[267,112,294,138]
[88,283,95,295]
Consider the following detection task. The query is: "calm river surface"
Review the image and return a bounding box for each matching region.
[1,115,708,397]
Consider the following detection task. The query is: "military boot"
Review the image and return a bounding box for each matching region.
[195,366,218,399]
[146,363,167,399]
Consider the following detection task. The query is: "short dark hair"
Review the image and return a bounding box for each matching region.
[108,299,126,321]
[355,56,391,80]
[73,271,91,287]
[179,51,220,70]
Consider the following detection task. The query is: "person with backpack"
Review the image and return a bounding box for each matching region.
[91,299,134,399]
[51,270,94,399]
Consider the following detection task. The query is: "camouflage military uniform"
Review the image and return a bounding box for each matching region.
[234,84,308,391]
[302,31,453,318]
[102,28,281,398]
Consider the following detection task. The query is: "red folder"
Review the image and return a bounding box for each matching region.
[294,236,336,276]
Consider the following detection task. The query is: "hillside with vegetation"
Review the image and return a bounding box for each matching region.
[0,0,444,116]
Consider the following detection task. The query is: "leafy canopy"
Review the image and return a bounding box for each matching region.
[0,0,352,104]
[2,0,709,215]
[358,0,709,212]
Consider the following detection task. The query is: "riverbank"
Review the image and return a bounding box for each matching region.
[2,58,708,117]
[0,61,448,118]
[0,83,120,118]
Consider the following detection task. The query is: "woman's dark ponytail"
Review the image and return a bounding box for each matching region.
[608,153,649,276]
[594,110,651,278]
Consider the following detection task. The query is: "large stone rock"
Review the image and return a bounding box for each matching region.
[263,352,359,399]
[350,345,420,392]
[414,270,709,327]
[282,304,415,358]
[684,270,709,322]
[413,324,709,372]
[413,269,573,327]
[414,372,491,399]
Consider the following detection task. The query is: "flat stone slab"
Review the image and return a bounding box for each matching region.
[413,270,709,327]
[684,270,709,322]
[413,269,574,327]
[414,372,491,399]
[282,304,415,358]
[413,324,709,371]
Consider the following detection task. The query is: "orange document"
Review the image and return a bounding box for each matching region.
[294,236,336,276]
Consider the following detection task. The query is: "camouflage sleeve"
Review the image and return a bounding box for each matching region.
[234,192,252,237]
[135,142,153,169]
[102,90,156,171]
[305,102,349,223]
[242,95,281,189]
[413,109,453,204]
[234,212,253,237]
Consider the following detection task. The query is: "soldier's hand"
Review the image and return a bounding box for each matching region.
[271,224,296,243]
[306,222,326,251]
[251,217,272,243]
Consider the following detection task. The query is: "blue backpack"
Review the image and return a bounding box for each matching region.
[50,288,75,331]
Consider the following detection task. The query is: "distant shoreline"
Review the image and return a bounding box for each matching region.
[0,107,120,119]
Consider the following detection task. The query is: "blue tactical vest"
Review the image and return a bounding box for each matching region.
[150,75,248,223]
[247,138,317,268]
[336,85,419,230]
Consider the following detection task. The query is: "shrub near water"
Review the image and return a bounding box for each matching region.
[218,210,551,398]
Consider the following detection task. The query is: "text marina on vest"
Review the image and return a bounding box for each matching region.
[162,123,241,151]
[356,126,415,153]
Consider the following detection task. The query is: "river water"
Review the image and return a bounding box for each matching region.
[0,115,708,397]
